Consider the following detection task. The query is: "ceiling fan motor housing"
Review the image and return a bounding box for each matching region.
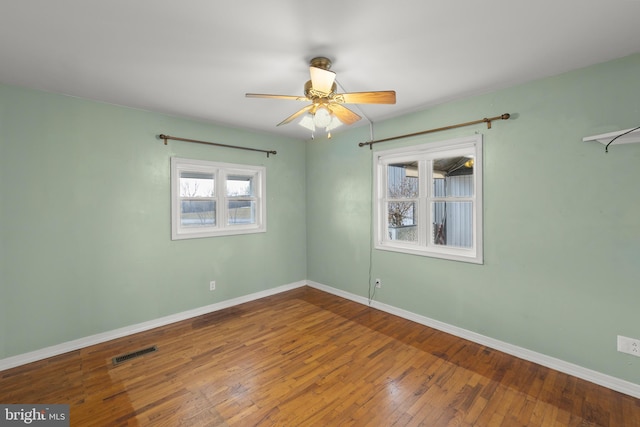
[309,57,332,70]
[304,80,337,99]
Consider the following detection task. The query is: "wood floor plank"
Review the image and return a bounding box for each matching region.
[1,286,639,426]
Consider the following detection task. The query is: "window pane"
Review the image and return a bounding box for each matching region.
[432,201,472,248]
[387,201,417,242]
[387,163,418,198]
[432,157,474,197]
[227,175,254,197]
[181,200,216,227]
[180,172,214,198]
[228,200,256,225]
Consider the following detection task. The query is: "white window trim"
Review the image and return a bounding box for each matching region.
[373,135,483,264]
[171,157,266,240]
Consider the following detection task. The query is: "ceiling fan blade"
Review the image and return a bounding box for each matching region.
[309,66,336,94]
[246,93,308,101]
[336,91,396,104]
[328,104,361,125]
[277,104,314,126]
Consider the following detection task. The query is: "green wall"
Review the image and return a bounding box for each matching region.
[306,54,640,385]
[0,85,307,358]
[1,54,639,387]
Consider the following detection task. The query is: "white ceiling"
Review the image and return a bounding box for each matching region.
[1,1,639,141]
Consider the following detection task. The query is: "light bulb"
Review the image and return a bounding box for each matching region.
[313,107,332,128]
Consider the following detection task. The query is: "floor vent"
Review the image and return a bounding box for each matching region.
[112,345,157,365]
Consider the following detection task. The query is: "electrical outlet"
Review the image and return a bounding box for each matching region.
[209,280,216,291]
[617,335,640,357]
[375,278,382,289]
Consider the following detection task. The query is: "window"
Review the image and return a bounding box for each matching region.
[373,135,483,263]
[171,157,266,240]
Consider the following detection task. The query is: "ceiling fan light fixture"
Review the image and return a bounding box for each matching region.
[298,109,342,138]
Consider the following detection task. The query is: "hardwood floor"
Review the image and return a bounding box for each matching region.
[1,286,639,426]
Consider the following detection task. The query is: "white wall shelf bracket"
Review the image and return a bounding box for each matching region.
[583,127,640,151]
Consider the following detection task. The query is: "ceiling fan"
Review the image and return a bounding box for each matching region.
[246,57,396,137]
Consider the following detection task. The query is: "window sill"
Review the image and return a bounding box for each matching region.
[375,243,483,264]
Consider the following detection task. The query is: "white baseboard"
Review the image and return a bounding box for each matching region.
[3,279,639,399]
[0,281,306,372]
[305,280,640,399]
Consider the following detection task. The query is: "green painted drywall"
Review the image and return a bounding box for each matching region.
[0,85,307,357]
[2,54,640,388]
[306,54,640,385]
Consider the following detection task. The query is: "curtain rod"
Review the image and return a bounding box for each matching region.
[159,134,277,158]
[358,113,511,149]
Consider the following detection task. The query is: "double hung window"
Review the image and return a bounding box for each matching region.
[171,157,266,240]
[374,135,483,263]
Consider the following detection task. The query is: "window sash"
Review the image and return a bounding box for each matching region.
[374,135,483,264]
[171,158,266,240]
